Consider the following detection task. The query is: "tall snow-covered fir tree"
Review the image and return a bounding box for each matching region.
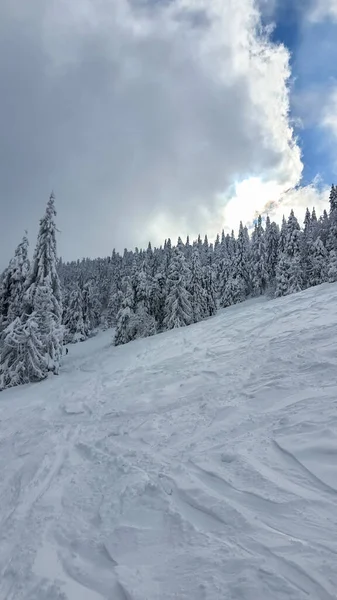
[275,210,304,297]
[114,278,136,346]
[24,193,63,375]
[235,222,251,297]
[250,215,267,296]
[0,233,30,330]
[163,247,193,330]
[0,315,48,390]
[265,216,280,292]
[189,245,208,323]
[114,275,156,346]
[326,185,337,277]
[302,207,327,288]
[63,285,86,343]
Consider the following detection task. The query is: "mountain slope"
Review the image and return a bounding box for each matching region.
[0,283,337,599]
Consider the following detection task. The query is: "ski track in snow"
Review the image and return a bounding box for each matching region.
[1,283,337,599]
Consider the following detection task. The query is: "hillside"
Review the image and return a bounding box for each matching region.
[0,283,337,600]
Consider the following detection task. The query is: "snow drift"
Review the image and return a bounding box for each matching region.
[0,283,337,599]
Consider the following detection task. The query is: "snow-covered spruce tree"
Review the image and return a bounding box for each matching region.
[278,215,287,255]
[0,317,27,389]
[318,209,330,247]
[82,279,101,336]
[310,207,319,240]
[221,272,246,307]
[114,279,135,346]
[106,282,124,328]
[148,271,166,331]
[302,207,314,288]
[327,184,337,252]
[265,216,280,293]
[130,264,157,339]
[275,210,303,297]
[218,238,233,307]
[274,254,291,298]
[189,245,208,323]
[203,264,217,316]
[163,238,173,275]
[163,246,193,330]
[114,274,156,346]
[326,185,337,277]
[24,193,63,376]
[0,312,48,390]
[302,208,327,287]
[130,303,157,340]
[308,237,328,286]
[328,249,337,282]
[63,285,86,343]
[0,233,30,330]
[235,222,251,298]
[250,215,267,296]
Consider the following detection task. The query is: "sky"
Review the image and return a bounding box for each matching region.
[0,0,336,266]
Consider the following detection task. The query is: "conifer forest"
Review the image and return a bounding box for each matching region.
[1,185,336,391]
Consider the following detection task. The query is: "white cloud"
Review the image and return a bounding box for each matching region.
[218,177,329,235]
[322,86,337,139]
[309,0,337,21]
[0,0,328,262]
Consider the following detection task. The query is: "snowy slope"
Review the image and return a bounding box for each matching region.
[1,284,337,600]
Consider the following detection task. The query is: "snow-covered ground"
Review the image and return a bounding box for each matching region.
[1,284,337,600]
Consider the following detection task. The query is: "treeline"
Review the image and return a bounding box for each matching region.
[1,185,337,390]
[58,185,337,346]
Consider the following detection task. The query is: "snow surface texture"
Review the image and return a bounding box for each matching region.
[1,283,337,600]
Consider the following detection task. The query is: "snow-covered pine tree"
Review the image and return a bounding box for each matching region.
[106,281,124,328]
[184,235,192,262]
[0,313,47,390]
[327,187,337,281]
[131,263,157,339]
[310,207,318,240]
[0,317,27,389]
[274,254,291,298]
[318,209,330,247]
[114,274,156,346]
[327,184,337,253]
[130,303,157,340]
[218,248,232,307]
[265,216,280,292]
[308,237,327,286]
[163,238,172,275]
[163,247,193,330]
[278,216,287,254]
[328,249,337,282]
[221,272,246,307]
[250,215,267,296]
[203,264,217,316]
[63,285,86,343]
[148,271,166,331]
[189,245,208,323]
[302,208,327,287]
[24,193,63,375]
[235,222,251,297]
[114,278,135,346]
[275,210,303,296]
[213,233,221,266]
[82,279,101,336]
[302,207,314,288]
[0,233,30,330]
